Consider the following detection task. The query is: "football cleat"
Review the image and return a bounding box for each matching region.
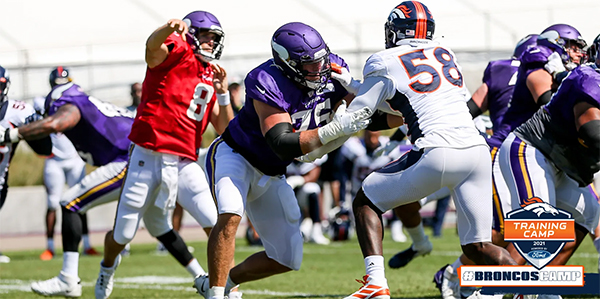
[84,247,101,256]
[0,252,10,263]
[388,237,433,268]
[227,291,243,299]
[344,275,390,299]
[193,274,209,299]
[94,254,122,299]
[30,272,82,297]
[433,264,461,299]
[40,249,55,261]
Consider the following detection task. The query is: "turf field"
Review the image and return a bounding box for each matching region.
[0,228,598,299]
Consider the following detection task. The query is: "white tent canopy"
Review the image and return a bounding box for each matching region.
[1,0,598,104]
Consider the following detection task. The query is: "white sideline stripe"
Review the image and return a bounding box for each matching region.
[237,246,600,259]
[0,277,312,296]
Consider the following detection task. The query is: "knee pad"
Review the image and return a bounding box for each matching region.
[143,208,173,238]
[267,230,304,271]
[47,194,61,211]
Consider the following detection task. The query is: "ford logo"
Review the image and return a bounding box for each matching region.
[528,250,551,259]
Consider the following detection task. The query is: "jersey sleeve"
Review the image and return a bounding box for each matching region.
[244,68,289,111]
[574,67,600,108]
[363,53,390,78]
[482,62,493,85]
[47,84,85,116]
[520,46,552,66]
[151,33,189,71]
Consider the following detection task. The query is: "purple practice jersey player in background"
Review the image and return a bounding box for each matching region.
[199,22,371,299]
[498,59,600,268]
[4,67,135,297]
[488,24,586,149]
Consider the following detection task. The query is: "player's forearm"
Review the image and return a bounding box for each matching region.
[299,130,324,153]
[17,118,61,140]
[214,105,234,135]
[146,24,175,51]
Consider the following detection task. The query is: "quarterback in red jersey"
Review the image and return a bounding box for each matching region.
[95,11,235,299]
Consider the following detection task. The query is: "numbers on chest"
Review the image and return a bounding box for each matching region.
[187,82,214,121]
[398,47,463,93]
[289,98,332,131]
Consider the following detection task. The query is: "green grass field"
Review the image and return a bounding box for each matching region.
[0,228,598,299]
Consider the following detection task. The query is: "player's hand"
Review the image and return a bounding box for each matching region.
[211,63,228,94]
[544,52,566,75]
[167,19,189,42]
[373,140,401,158]
[0,125,13,145]
[330,63,361,95]
[318,100,371,145]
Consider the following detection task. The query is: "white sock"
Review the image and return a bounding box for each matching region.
[62,252,80,278]
[47,238,54,252]
[364,255,386,281]
[593,237,600,253]
[185,258,205,277]
[208,286,225,299]
[225,275,238,293]
[451,257,463,275]
[82,235,91,249]
[406,223,427,245]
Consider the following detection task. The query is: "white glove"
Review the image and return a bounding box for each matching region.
[373,140,402,158]
[331,66,362,95]
[286,175,305,189]
[544,52,566,75]
[317,101,371,145]
[0,125,18,145]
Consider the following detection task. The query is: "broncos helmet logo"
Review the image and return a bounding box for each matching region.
[390,5,411,20]
[521,197,559,217]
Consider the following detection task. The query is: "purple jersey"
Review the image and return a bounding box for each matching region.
[46,83,134,166]
[482,59,520,132]
[515,65,600,186]
[222,54,350,176]
[488,45,553,148]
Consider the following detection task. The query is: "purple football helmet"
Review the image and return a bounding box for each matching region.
[0,66,9,103]
[49,66,72,88]
[271,22,331,91]
[512,34,538,59]
[182,11,225,62]
[587,34,600,68]
[385,1,435,49]
[537,24,586,65]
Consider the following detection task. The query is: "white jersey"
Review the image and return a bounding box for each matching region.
[349,39,487,150]
[0,99,42,189]
[49,133,79,160]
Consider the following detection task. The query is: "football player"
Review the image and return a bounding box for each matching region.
[16,68,134,298]
[197,22,373,299]
[94,11,237,299]
[317,2,518,298]
[0,65,52,264]
[33,89,99,261]
[497,29,600,284]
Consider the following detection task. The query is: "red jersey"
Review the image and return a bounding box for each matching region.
[129,33,217,160]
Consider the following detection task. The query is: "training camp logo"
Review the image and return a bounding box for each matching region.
[459,198,584,288]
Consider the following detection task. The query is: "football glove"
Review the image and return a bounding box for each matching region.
[318,100,371,145]
[544,52,566,75]
[331,63,361,95]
